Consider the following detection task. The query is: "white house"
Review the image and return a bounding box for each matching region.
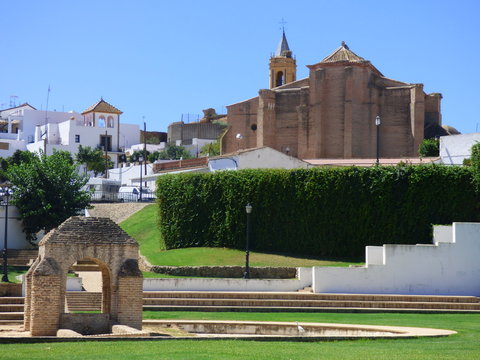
[440,133,480,165]
[0,99,140,166]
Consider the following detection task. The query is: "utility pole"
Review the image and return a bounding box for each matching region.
[143,118,147,187]
[104,130,108,178]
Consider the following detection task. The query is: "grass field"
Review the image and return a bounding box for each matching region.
[119,204,361,267]
[1,312,478,359]
[3,266,29,283]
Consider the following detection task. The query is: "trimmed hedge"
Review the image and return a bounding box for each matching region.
[156,166,479,258]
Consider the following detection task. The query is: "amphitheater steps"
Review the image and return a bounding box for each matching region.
[0,250,38,266]
[142,292,480,313]
[0,297,24,325]
[65,292,102,312]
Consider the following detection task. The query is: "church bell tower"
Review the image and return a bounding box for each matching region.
[269,30,296,88]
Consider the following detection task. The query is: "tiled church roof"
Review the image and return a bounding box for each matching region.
[275,31,291,57]
[321,41,367,63]
[81,98,123,115]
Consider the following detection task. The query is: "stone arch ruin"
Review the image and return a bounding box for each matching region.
[24,217,143,336]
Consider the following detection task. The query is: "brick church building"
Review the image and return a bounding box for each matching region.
[221,33,446,159]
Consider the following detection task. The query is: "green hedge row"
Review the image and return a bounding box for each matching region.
[156,166,479,258]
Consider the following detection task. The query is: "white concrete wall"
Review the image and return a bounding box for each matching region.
[238,147,310,169]
[0,206,32,249]
[0,139,27,157]
[313,223,480,296]
[143,267,312,292]
[440,133,480,165]
[119,123,140,151]
[109,163,155,187]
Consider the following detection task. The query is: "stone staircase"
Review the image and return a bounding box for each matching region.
[1,291,479,325]
[0,249,37,266]
[142,291,480,313]
[65,292,102,312]
[0,297,24,325]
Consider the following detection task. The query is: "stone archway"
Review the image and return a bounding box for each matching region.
[24,217,143,336]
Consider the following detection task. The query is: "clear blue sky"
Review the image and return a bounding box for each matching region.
[2,0,479,134]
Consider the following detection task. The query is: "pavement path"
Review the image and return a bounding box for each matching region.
[86,202,151,224]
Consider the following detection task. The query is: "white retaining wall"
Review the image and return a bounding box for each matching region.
[143,267,312,292]
[313,223,480,296]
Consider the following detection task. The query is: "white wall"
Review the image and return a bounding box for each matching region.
[440,133,480,165]
[143,267,312,292]
[0,139,27,157]
[313,223,480,296]
[238,147,310,169]
[120,123,140,150]
[0,206,33,249]
[108,163,155,187]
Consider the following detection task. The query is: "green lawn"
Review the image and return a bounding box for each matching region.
[1,312,479,359]
[120,204,361,267]
[3,266,29,283]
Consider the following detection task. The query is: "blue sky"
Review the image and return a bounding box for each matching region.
[1,0,479,134]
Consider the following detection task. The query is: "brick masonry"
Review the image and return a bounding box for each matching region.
[24,216,143,336]
[222,45,441,159]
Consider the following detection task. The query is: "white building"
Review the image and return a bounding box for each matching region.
[440,133,480,165]
[0,99,139,166]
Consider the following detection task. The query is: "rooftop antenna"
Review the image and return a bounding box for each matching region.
[9,95,18,108]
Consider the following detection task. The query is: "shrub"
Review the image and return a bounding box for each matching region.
[418,138,439,157]
[156,166,478,258]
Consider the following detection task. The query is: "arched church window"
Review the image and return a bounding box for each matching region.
[107,116,115,128]
[276,71,284,87]
[98,116,106,128]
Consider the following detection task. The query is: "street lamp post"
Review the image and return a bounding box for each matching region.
[139,156,144,202]
[1,186,11,282]
[243,203,252,279]
[375,116,381,165]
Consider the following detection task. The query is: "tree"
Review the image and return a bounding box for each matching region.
[76,145,111,176]
[470,142,480,192]
[0,150,36,182]
[129,150,150,163]
[200,141,220,157]
[418,138,439,157]
[158,144,192,160]
[7,150,91,245]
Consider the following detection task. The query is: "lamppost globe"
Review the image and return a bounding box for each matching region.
[245,203,252,214]
[375,116,381,126]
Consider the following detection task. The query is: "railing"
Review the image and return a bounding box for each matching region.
[89,191,155,203]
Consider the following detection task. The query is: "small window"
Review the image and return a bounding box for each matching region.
[251,124,257,131]
[107,116,114,128]
[75,135,80,143]
[98,116,106,128]
[276,71,284,87]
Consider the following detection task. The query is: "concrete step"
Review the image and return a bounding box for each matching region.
[142,305,480,314]
[65,292,102,311]
[0,250,37,266]
[0,319,23,325]
[0,297,24,305]
[0,312,23,320]
[142,297,480,310]
[0,304,23,312]
[142,291,480,304]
